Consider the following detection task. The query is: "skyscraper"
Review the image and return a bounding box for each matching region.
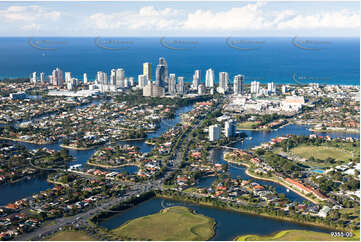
[209,124,221,141]
[143,62,151,81]
[96,71,107,85]
[138,74,147,88]
[177,76,184,94]
[116,68,125,87]
[225,120,236,138]
[65,72,71,84]
[83,73,88,84]
[110,69,117,86]
[155,57,168,87]
[52,67,63,87]
[168,74,176,95]
[40,72,45,83]
[218,72,229,94]
[233,74,244,95]
[31,72,37,83]
[192,70,201,90]
[205,68,214,88]
[267,82,276,93]
[251,81,260,94]
[129,77,134,87]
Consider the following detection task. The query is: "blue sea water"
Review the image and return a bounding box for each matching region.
[0,37,359,85]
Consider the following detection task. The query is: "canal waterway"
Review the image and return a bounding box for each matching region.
[0,105,359,207]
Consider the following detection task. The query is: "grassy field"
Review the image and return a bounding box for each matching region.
[236,230,360,241]
[184,187,199,193]
[236,121,259,130]
[111,206,215,241]
[46,231,95,241]
[290,144,354,162]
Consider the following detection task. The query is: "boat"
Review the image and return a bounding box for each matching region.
[286,189,290,192]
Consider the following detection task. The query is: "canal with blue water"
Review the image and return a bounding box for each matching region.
[0,102,358,238]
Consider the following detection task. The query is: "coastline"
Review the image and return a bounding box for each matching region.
[223,154,320,204]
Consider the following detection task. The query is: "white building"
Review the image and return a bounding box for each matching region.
[251,81,260,94]
[267,82,276,94]
[143,62,151,81]
[318,206,330,218]
[129,77,134,87]
[138,74,147,88]
[225,120,236,138]
[218,72,229,94]
[233,74,244,95]
[281,96,305,112]
[40,72,45,83]
[205,68,215,88]
[198,84,206,95]
[192,70,201,90]
[31,72,37,83]
[168,73,176,95]
[65,72,72,83]
[83,73,88,84]
[110,69,117,86]
[116,68,125,87]
[177,76,184,94]
[209,124,221,141]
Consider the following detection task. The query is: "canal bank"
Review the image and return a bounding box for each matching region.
[223,155,320,204]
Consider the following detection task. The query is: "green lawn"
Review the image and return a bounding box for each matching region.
[236,230,360,241]
[184,187,198,193]
[290,144,354,162]
[236,121,259,130]
[46,231,95,241]
[111,206,215,241]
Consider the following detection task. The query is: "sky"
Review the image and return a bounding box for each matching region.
[0,1,359,37]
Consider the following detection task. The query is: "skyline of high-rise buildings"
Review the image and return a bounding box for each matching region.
[28,57,255,98]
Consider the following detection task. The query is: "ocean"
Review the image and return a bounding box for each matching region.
[0,37,359,85]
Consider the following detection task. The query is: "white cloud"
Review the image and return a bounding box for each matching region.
[0,5,61,23]
[183,4,269,30]
[88,6,184,31]
[276,9,360,29]
[86,3,359,35]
